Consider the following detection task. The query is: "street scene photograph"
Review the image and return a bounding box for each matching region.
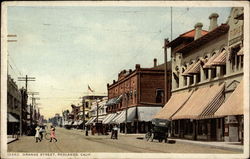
[1,1,249,159]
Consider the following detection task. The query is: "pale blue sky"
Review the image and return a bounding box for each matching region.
[7,6,231,118]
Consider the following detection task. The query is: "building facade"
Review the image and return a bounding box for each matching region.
[155,7,244,142]
[105,59,171,133]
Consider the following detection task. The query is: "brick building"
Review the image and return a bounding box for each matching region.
[104,59,171,133]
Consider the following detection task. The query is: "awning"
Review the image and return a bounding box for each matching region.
[85,117,96,125]
[115,107,136,123]
[78,120,83,125]
[203,52,220,69]
[73,121,78,125]
[96,115,106,122]
[237,47,244,56]
[105,97,118,106]
[137,106,162,121]
[188,60,202,74]
[211,50,227,66]
[102,113,118,124]
[215,80,243,116]
[172,83,225,120]
[7,113,19,123]
[182,63,196,76]
[154,91,193,120]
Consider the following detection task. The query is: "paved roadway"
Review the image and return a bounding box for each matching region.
[8,127,240,153]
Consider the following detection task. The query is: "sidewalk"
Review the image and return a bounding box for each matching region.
[69,129,243,152]
[172,138,243,152]
[7,137,18,144]
[119,133,243,152]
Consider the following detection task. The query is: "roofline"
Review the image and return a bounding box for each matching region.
[176,24,229,53]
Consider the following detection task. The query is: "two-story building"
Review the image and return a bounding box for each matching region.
[7,76,22,135]
[104,59,171,133]
[155,8,244,142]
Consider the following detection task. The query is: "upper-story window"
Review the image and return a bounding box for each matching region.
[230,45,241,72]
[156,89,164,103]
[85,102,89,108]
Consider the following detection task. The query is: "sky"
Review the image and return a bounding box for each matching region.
[7,6,231,119]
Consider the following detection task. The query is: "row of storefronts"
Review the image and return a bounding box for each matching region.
[154,7,244,142]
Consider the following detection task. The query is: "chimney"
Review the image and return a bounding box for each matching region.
[194,22,203,40]
[209,13,219,31]
[129,69,132,73]
[135,64,140,70]
[153,58,157,67]
[113,80,115,84]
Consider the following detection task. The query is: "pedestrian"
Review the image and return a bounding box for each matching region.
[35,126,41,143]
[49,126,57,142]
[113,124,118,139]
[39,126,45,140]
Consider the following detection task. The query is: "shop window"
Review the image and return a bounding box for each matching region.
[156,89,164,103]
[174,121,179,134]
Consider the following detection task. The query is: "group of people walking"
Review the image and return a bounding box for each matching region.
[35,125,57,143]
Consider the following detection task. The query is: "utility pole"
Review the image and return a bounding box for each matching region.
[82,97,85,130]
[18,75,36,91]
[125,93,128,134]
[96,99,99,135]
[164,39,170,103]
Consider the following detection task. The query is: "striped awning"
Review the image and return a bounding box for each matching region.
[188,61,202,74]
[172,83,225,120]
[102,113,118,124]
[210,50,227,66]
[154,90,193,120]
[203,52,220,69]
[215,80,243,117]
[237,47,244,56]
[85,117,96,125]
[182,63,196,76]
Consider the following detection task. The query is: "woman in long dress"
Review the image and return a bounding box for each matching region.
[49,126,57,142]
[35,126,41,143]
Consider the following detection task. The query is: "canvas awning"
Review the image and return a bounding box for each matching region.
[137,106,162,121]
[187,60,202,74]
[215,80,243,116]
[172,83,225,120]
[96,115,106,122]
[182,63,196,76]
[203,52,220,69]
[85,117,96,125]
[211,50,227,66]
[237,47,244,56]
[112,107,137,124]
[73,121,78,125]
[154,91,193,120]
[102,113,118,124]
[105,97,119,106]
[7,113,19,123]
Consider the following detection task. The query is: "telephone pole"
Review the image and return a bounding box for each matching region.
[164,39,170,103]
[18,75,36,91]
[82,97,85,130]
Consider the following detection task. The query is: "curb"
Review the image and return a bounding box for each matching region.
[7,138,18,144]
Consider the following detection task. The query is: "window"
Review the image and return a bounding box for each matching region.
[211,68,216,78]
[231,46,241,71]
[204,69,209,79]
[85,102,89,108]
[189,76,194,85]
[156,89,164,103]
